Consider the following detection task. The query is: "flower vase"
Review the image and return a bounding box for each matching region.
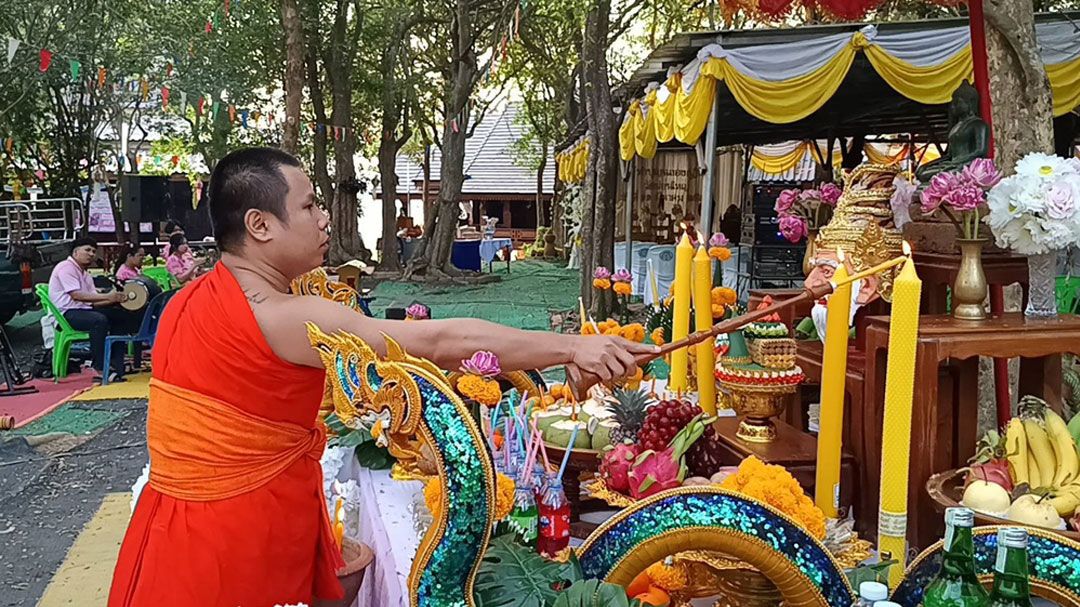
[952,239,989,321]
[802,229,818,276]
[1025,251,1059,318]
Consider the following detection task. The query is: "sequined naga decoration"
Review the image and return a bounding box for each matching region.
[307,325,496,607]
[893,526,1080,606]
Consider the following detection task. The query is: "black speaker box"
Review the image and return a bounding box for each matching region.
[119,175,169,224]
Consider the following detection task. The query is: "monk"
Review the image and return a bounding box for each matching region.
[109,147,654,607]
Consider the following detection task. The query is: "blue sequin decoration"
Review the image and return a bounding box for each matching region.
[412,376,493,607]
[335,353,354,401]
[892,530,1080,606]
[578,491,853,607]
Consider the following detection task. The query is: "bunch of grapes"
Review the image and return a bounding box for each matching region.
[638,399,698,452]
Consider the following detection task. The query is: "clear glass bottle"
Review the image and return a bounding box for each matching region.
[506,472,538,548]
[986,528,1032,607]
[921,507,989,607]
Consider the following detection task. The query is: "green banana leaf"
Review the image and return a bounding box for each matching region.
[473,536,582,607]
[551,579,641,607]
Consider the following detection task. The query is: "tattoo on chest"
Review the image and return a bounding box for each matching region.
[244,289,268,305]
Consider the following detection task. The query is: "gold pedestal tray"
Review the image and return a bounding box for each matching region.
[715,374,802,444]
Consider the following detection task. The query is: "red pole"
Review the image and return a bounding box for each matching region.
[968,0,1010,423]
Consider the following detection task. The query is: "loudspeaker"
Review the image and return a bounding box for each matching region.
[119,175,169,224]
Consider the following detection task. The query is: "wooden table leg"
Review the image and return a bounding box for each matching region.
[857,327,889,539]
[954,357,980,469]
[909,343,945,550]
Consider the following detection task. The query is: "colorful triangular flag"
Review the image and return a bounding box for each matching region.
[38,48,52,72]
[196,96,205,116]
[161,87,170,108]
[140,78,149,101]
[166,62,173,77]
[240,109,248,128]
[227,104,236,123]
[68,59,80,81]
[97,67,106,88]
[5,38,18,66]
[179,91,187,112]
[211,100,220,120]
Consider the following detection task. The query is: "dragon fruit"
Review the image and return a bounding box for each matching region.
[627,414,712,499]
[601,443,641,493]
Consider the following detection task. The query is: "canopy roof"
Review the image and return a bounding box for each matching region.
[615,13,1080,153]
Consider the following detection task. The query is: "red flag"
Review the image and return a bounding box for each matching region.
[38,48,52,72]
[171,155,180,167]
[166,63,173,77]
[224,0,231,17]
[161,87,170,108]
[205,20,213,33]
[97,67,107,88]
[196,96,205,116]
[228,104,236,123]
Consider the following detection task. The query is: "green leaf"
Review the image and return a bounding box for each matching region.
[325,413,348,435]
[845,558,897,588]
[551,579,639,607]
[473,535,581,607]
[354,441,394,470]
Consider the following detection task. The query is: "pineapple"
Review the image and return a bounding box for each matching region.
[606,389,655,444]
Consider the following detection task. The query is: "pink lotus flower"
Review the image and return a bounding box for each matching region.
[962,158,1002,190]
[600,443,640,493]
[774,189,799,215]
[820,183,842,205]
[709,232,730,247]
[943,182,985,213]
[406,303,430,319]
[778,215,808,243]
[461,351,501,378]
[612,268,632,283]
[1045,181,1077,220]
[921,171,961,214]
[593,266,611,280]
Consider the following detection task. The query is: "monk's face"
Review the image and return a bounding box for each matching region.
[272,165,330,277]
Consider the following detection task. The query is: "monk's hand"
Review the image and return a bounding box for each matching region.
[567,336,658,396]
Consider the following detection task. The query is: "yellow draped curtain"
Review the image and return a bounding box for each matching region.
[557,139,590,184]
[618,30,1080,161]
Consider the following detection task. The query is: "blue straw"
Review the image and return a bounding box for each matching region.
[556,425,580,483]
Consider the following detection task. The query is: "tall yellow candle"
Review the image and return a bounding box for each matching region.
[648,259,660,310]
[814,253,851,518]
[692,246,717,414]
[669,234,693,391]
[877,253,921,587]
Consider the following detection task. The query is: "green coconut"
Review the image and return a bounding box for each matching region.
[545,419,590,449]
[591,419,617,451]
[581,399,613,421]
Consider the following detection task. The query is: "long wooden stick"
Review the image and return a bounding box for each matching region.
[566,283,835,399]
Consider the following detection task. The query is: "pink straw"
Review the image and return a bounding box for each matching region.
[522,431,542,481]
[530,418,552,472]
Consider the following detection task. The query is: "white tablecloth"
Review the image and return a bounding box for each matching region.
[479,238,513,263]
[338,459,423,607]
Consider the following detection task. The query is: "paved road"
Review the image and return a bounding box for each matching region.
[0,401,146,607]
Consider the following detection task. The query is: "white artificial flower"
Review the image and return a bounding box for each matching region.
[1015,152,1075,180]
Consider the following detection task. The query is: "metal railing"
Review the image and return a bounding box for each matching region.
[0,198,83,244]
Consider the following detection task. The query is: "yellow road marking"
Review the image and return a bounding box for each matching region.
[38,493,131,607]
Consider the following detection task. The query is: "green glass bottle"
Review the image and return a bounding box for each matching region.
[921,507,989,607]
[986,528,1033,607]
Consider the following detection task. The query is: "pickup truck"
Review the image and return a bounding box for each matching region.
[0,198,81,325]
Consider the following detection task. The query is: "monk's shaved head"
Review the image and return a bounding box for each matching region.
[208,147,302,252]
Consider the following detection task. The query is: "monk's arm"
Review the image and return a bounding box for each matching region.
[284,296,655,380]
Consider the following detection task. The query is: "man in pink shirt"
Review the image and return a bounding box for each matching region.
[49,237,143,382]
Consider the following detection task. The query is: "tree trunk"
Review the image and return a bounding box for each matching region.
[325,0,367,265]
[378,140,401,271]
[581,0,617,319]
[580,155,597,310]
[305,49,334,206]
[405,0,478,280]
[984,0,1055,171]
[280,0,305,155]
[536,143,547,227]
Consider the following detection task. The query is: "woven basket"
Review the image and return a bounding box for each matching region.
[748,338,797,370]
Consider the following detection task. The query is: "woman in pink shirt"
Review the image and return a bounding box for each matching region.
[165,233,199,285]
[114,243,147,283]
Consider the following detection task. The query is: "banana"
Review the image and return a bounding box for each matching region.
[1050,484,1080,517]
[1005,418,1029,487]
[1023,419,1057,488]
[1028,446,1044,488]
[1045,409,1080,487]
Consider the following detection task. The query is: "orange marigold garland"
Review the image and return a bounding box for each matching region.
[650,327,666,346]
[613,281,632,296]
[593,266,612,290]
[620,322,646,343]
[708,233,733,261]
[456,351,503,407]
[720,456,826,539]
[426,473,516,520]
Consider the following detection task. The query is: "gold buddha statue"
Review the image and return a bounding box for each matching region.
[800,163,904,341]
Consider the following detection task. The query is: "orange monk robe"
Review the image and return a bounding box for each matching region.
[109,264,345,607]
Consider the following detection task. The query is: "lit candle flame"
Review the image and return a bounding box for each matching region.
[902,240,912,256]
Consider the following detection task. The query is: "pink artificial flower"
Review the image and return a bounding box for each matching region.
[709,232,730,247]
[920,171,960,214]
[774,189,799,215]
[962,158,1002,190]
[593,266,612,280]
[778,215,808,243]
[406,303,430,320]
[461,351,501,378]
[820,183,842,206]
[798,189,820,203]
[612,268,632,283]
[943,182,985,213]
[1045,181,1077,220]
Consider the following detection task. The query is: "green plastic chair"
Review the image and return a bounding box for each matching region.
[35,284,91,381]
[1056,276,1080,315]
[142,266,178,291]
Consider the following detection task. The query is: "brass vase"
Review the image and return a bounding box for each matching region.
[802,229,818,276]
[952,238,988,321]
